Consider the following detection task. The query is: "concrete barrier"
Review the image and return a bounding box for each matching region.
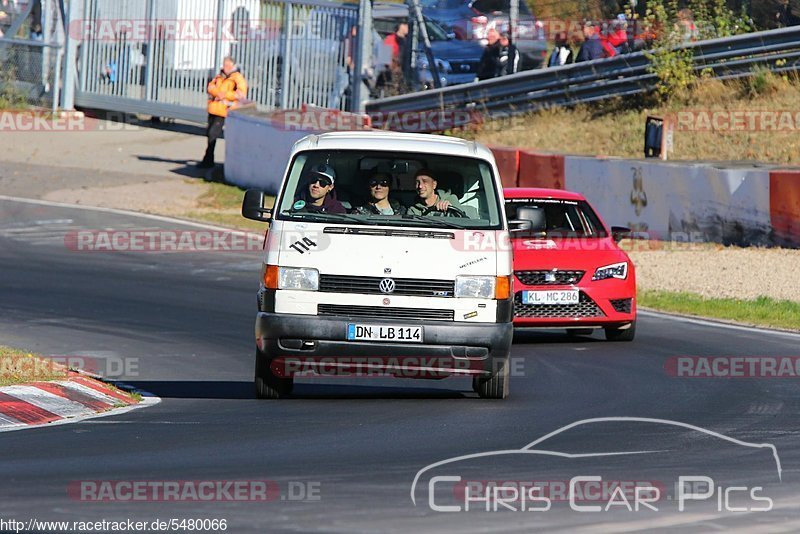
[488,146,519,188]
[770,170,800,246]
[564,157,776,246]
[518,151,565,190]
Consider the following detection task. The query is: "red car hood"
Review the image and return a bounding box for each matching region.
[511,237,630,271]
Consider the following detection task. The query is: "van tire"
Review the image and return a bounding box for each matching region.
[473,357,509,399]
[255,350,293,399]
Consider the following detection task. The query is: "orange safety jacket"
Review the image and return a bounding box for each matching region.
[207,68,248,118]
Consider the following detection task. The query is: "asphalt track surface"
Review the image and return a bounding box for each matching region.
[1,197,800,533]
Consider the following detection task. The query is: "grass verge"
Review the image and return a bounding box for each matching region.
[459,74,800,164]
[639,290,800,331]
[181,181,274,232]
[0,346,69,387]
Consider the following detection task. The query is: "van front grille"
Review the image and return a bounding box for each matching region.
[318,304,454,321]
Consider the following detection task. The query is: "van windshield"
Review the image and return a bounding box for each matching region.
[275,150,504,229]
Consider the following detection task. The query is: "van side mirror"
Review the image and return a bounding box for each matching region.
[242,189,272,222]
[508,219,533,233]
[610,226,631,242]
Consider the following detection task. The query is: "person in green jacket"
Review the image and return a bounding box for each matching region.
[407,169,472,217]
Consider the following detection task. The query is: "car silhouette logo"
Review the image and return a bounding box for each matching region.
[379,278,396,294]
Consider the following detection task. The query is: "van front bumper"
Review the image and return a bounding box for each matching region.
[255,312,512,377]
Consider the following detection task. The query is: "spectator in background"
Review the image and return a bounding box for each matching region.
[575,22,604,62]
[676,8,698,43]
[383,22,408,60]
[601,15,629,57]
[547,32,574,67]
[497,31,520,75]
[477,28,501,80]
[0,0,15,37]
[777,0,800,27]
[198,56,247,169]
[29,0,42,40]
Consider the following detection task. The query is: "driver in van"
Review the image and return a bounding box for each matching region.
[353,171,407,216]
[406,169,469,216]
[293,164,346,214]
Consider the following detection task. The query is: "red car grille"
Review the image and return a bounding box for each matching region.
[514,270,585,286]
[513,291,604,319]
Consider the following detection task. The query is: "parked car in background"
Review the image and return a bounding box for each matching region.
[419,0,548,69]
[373,3,483,89]
[505,188,637,340]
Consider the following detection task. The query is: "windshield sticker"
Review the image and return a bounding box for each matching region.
[508,198,579,206]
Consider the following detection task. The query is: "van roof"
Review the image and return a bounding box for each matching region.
[292,131,495,161]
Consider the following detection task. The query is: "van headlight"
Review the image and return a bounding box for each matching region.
[278,267,319,291]
[592,262,628,281]
[455,275,495,299]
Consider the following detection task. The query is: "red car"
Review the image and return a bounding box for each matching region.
[505,188,636,341]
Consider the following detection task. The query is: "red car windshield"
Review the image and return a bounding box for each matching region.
[505,198,608,238]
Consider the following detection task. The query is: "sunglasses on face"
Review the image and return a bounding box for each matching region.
[311,177,332,187]
[369,179,390,187]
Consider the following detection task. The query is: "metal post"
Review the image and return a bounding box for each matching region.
[351,0,369,111]
[143,0,155,100]
[509,0,518,44]
[77,0,89,93]
[60,0,80,109]
[408,0,439,89]
[213,0,225,77]
[53,43,62,113]
[279,2,293,109]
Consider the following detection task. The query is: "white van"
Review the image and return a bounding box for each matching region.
[242,131,522,399]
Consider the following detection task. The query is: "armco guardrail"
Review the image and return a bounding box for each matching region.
[366,26,800,127]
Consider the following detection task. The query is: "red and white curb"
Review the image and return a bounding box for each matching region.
[0,374,159,432]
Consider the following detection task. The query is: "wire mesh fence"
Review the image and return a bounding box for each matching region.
[0,38,61,107]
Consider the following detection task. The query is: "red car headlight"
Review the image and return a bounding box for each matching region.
[592,262,628,281]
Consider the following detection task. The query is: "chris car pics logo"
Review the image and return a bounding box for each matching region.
[410,417,781,513]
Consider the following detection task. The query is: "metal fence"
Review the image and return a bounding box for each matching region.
[68,0,357,123]
[366,25,800,129]
[0,0,64,110]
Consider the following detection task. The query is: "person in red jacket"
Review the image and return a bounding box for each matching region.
[601,17,629,58]
[383,23,408,60]
[198,56,248,169]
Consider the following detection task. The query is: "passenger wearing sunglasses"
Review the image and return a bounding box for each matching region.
[353,172,407,216]
[293,164,346,214]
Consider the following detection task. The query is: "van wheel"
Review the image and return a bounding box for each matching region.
[604,320,636,342]
[255,350,293,399]
[473,357,509,399]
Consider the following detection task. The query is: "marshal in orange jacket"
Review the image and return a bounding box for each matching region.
[207,68,248,118]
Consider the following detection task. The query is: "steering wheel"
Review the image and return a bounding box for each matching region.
[421,205,468,218]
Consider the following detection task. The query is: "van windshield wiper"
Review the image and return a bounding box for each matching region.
[280,210,370,225]
[398,214,466,229]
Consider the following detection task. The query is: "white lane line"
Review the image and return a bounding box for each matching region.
[55,381,118,405]
[1,385,95,418]
[0,195,244,232]
[639,310,800,338]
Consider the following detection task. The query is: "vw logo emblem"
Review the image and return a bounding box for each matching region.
[379,278,396,294]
